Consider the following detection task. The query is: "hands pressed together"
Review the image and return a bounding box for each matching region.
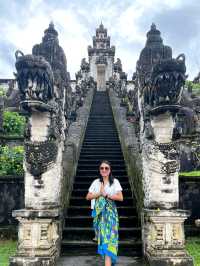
[100,183,112,200]
[86,182,123,202]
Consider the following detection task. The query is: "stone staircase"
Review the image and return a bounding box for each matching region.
[61,91,142,257]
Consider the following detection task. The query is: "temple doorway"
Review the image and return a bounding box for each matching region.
[97,64,106,91]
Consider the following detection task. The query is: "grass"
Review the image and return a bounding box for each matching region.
[0,240,16,266]
[0,238,200,265]
[180,171,200,177]
[186,237,200,266]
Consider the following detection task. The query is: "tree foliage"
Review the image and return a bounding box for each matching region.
[0,146,24,175]
[3,111,25,136]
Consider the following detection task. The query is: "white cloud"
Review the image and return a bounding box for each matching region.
[0,0,199,79]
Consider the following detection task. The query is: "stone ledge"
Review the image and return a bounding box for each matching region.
[10,255,57,266]
[146,254,194,266]
[0,175,24,182]
[12,209,60,218]
[143,208,191,218]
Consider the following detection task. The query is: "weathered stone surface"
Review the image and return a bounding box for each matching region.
[11,22,68,265]
[109,88,144,215]
[10,255,57,266]
[143,209,193,266]
[58,256,147,266]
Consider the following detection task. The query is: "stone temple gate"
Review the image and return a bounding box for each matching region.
[88,23,115,91]
[0,22,198,265]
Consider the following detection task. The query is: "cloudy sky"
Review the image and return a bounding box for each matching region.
[0,0,200,80]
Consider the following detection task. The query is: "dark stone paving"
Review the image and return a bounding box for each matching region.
[58,256,147,266]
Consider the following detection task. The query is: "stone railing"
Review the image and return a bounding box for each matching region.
[109,87,144,217]
[61,86,94,215]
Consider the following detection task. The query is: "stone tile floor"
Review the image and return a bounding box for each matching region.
[58,256,147,266]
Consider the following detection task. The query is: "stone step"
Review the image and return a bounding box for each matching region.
[69,197,134,207]
[79,155,124,161]
[61,243,142,257]
[85,126,116,129]
[71,188,132,197]
[62,227,141,240]
[77,164,126,170]
[82,140,120,144]
[81,143,122,147]
[78,159,125,165]
[80,147,122,151]
[83,138,120,142]
[76,169,127,177]
[74,175,129,183]
[73,181,130,189]
[67,206,136,216]
[62,91,141,256]
[78,159,124,164]
[84,135,119,138]
[65,215,139,227]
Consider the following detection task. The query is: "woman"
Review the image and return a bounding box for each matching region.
[86,160,123,266]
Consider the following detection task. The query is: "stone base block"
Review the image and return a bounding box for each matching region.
[146,254,194,266]
[9,255,57,266]
[142,209,194,266]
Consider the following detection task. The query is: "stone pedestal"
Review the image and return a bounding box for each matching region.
[142,209,194,266]
[10,209,60,266]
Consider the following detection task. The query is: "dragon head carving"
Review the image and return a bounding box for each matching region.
[146,54,186,114]
[15,50,54,111]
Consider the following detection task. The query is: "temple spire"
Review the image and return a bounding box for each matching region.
[146,23,163,46]
[44,21,58,39]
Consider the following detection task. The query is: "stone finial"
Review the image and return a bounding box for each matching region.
[96,22,107,34]
[151,23,156,30]
[44,21,58,38]
[100,21,104,29]
[146,23,163,46]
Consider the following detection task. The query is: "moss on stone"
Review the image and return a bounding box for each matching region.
[180,171,200,177]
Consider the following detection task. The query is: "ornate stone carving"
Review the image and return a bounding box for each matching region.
[15,51,54,111]
[10,23,67,266]
[25,140,58,177]
[137,24,193,265]
[143,209,193,265]
[148,54,186,111]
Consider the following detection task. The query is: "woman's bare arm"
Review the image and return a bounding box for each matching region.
[107,191,123,201]
[86,192,101,200]
[86,183,104,200]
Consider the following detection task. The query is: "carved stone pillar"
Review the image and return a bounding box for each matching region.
[10,51,65,265]
[136,24,194,265]
[10,210,60,266]
[142,210,193,266]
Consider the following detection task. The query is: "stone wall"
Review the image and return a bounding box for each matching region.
[0,175,24,226]
[0,136,24,148]
[179,175,200,224]
[61,87,94,215]
[109,88,144,217]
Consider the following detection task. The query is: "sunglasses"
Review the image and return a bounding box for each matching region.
[100,166,110,171]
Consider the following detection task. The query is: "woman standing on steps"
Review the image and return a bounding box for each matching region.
[86,160,123,266]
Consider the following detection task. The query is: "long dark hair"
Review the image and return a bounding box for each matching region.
[99,160,114,186]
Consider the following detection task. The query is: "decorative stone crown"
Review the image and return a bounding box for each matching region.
[32,22,68,89]
[15,51,54,110]
[114,58,122,73]
[137,23,172,87]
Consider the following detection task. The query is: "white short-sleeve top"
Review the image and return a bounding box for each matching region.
[88,178,123,209]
